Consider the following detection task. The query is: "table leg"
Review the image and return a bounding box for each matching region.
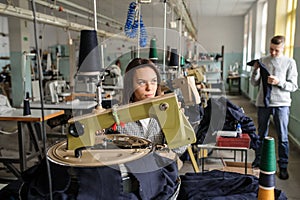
[199,148,205,172]
[234,150,236,161]
[245,150,247,174]
[3,162,21,178]
[26,122,43,161]
[187,146,200,173]
[241,151,244,162]
[17,122,26,172]
[238,78,241,94]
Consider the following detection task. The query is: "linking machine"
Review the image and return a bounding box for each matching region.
[47,93,199,172]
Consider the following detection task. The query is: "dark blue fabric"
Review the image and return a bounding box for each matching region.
[1,163,289,200]
[258,61,272,107]
[75,166,123,200]
[125,151,179,200]
[178,170,287,200]
[0,152,179,200]
[0,179,24,199]
[23,158,71,200]
[196,97,259,150]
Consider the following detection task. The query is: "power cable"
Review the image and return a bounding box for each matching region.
[30,1,53,200]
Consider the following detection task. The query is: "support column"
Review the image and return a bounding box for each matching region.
[8,1,30,107]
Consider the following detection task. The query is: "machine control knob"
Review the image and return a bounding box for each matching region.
[159,102,169,111]
[69,121,85,137]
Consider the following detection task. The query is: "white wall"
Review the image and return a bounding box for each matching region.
[0,16,9,54]
[196,16,244,54]
[0,16,10,69]
[28,23,80,52]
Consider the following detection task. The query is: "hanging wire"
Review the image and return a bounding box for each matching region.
[30,1,53,200]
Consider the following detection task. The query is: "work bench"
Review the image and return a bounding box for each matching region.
[0,109,64,181]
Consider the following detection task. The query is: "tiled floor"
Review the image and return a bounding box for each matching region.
[1,94,300,198]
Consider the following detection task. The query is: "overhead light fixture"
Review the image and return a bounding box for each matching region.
[169,21,177,29]
[139,0,152,3]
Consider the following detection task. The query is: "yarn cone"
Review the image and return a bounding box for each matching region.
[258,137,276,200]
[180,56,185,66]
[169,48,179,68]
[23,92,31,116]
[149,38,158,62]
[77,30,101,74]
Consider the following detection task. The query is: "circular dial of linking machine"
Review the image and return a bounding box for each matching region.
[47,134,153,167]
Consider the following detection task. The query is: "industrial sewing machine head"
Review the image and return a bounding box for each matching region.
[47,93,196,166]
[187,63,206,84]
[172,76,201,106]
[45,80,70,104]
[67,93,195,150]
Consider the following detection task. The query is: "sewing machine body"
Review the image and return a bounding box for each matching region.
[74,73,103,93]
[45,80,70,104]
[188,66,206,84]
[172,76,201,106]
[67,93,196,151]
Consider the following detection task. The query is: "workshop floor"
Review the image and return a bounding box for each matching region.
[1,93,300,199]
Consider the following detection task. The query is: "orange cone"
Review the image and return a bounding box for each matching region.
[257,137,276,200]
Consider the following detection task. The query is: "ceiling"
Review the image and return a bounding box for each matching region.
[0,0,258,39]
[186,0,257,18]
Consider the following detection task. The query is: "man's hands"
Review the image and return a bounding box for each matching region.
[268,75,280,85]
[253,61,279,85]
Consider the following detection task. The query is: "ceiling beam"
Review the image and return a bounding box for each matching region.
[0,3,127,40]
[168,0,197,40]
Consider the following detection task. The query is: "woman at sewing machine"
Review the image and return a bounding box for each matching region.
[107,58,186,155]
[0,58,185,200]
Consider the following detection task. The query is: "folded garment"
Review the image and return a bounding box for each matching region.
[247,59,259,66]
[178,170,287,200]
[247,60,272,107]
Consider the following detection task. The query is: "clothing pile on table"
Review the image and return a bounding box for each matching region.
[0,94,15,113]
[0,94,17,134]
[195,96,259,150]
[178,170,287,199]
[0,153,180,200]
[0,166,288,200]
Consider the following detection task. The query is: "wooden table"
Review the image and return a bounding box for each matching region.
[30,100,98,134]
[0,109,64,179]
[197,144,249,174]
[227,75,241,94]
[30,100,97,110]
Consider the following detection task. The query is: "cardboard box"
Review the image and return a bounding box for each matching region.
[216,133,250,148]
[224,161,259,177]
[209,161,259,177]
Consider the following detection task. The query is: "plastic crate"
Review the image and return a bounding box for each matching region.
[216,133,250,148]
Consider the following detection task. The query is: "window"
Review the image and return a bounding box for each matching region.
[247,11,253,72]
[285,0,297,57]
[254,1,268,59]
[242,12,253,72]
[242,14,248,71]
[260,2,268,56]
[275,0,297,58]
[244,1,268,72]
